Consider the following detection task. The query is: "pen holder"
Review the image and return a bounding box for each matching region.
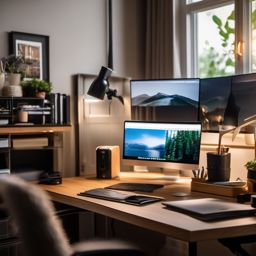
[207,152,231,182]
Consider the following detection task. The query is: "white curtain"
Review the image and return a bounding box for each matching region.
[145,0,183,79]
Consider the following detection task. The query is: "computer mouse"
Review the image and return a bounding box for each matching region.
[172,192,190,197]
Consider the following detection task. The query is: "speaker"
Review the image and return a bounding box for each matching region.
[96,146,120,179]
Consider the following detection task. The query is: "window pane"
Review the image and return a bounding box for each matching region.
[251,0,256,72]
[197,4,235,77]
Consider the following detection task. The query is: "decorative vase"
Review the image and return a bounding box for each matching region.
[7,73,21,86]
[2,85,23,97]
[0,73,5,95]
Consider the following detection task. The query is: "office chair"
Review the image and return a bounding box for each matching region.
[0,174,145,256]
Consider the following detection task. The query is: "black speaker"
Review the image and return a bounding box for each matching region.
[96,146,120,179]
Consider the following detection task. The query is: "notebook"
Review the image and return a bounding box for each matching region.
[162,198,256,221]
[78,188,163,206]
[105,183,163,192]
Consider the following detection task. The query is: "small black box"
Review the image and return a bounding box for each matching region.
[96,146,120,179]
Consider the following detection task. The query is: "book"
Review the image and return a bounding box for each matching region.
[163,198,256,221]
[78,188,163,206]
[63,94,70,124]
[48,93,57,124]
[0,138,9,148]
[58,93,63,124]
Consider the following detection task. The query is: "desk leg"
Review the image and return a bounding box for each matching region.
[188,242,197,256]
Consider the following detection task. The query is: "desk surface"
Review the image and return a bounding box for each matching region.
[38,173,256,243]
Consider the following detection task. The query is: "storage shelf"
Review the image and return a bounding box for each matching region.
[0,125,71,134]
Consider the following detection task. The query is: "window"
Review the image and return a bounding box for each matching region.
[251,0,256,71]
[186,0,255,77]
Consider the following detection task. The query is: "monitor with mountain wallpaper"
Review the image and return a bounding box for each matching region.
[130,79,200,122]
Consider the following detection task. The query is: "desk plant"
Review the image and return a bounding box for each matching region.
[21,78,52,98]
[5,55,25,85]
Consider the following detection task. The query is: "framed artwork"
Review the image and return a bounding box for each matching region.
[9,31,49,81]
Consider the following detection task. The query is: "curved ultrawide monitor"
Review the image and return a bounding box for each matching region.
[122,121,202,171]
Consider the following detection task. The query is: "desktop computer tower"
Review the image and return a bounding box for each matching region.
[96,146,120,179]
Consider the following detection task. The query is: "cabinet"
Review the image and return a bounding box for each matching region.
[0,96,71,255]
[0,95,71,179]
[0,97,51,125]
[0,95,70,126]
[0,125,70,180]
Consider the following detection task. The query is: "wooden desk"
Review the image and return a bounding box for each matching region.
[38,173,256,256]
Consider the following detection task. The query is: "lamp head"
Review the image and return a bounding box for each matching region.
[87,66,112,100]
[87,66,124,104]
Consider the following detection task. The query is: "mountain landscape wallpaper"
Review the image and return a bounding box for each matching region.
[131,92,199,122]
[130,79,200,122]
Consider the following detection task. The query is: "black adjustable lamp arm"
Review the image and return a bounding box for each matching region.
[106,88,124,104]
[87,66,124,104]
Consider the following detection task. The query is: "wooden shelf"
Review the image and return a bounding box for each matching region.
[0,125,71,134]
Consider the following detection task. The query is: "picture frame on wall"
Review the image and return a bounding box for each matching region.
[9,31,49,81]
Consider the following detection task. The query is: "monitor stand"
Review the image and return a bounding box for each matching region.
[133,166,180,181]
[133,165,149,173]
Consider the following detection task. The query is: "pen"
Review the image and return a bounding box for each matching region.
[200,166,205,179]
[192,169,197,178]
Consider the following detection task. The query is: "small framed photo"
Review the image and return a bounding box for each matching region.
[9,31,49,81]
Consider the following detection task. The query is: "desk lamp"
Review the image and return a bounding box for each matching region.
[232,115,256,158]
[87,66,124,104]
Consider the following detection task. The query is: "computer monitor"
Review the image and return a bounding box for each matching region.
[200,73,256,132]
[130,79,200,122]
[230,73,256,127]
[122,120,202,172]
[200,76,232,131]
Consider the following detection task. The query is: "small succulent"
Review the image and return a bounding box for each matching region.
[245,160,256,170]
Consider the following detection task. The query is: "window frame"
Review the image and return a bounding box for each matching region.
[185,0,252,77]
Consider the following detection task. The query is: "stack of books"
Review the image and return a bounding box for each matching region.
[48,93,70,125]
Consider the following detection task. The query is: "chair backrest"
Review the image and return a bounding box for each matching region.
[0,174,72,256]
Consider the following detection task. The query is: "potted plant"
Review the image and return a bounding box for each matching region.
[21,78,52,98]
[5,54,25,85]
[245,159,256,192]
[245,160,256,171]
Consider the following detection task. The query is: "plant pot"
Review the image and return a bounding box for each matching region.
[247,169,256,192]
[207,152,231,182]
[7,73,21,85]
[35,91,46,99]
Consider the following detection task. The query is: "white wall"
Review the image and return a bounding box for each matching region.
[0,0,145,176]
[0,0,109,176]
[0,0,108,89]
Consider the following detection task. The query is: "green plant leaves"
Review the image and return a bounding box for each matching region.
[212,15,222,27]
